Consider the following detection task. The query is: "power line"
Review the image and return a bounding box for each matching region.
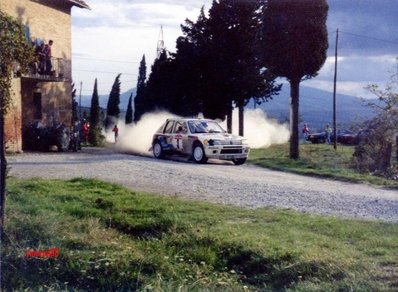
[74,69,138,76]
[337,30,398,45]
[73,56,140,64]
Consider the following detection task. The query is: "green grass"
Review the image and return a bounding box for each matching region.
[249,143,398,188]
[2,178,398,291]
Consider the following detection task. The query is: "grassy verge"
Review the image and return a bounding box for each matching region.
[249,143,398,188]
[2,178,398,291]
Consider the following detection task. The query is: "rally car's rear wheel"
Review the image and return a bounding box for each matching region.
[153,141,164,159]
[192,143,208,164]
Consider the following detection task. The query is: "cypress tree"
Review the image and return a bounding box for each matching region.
[125,93,133,125]
[141,50,171,114]
[173,1,280,131]
[71,82,78,124]
[205,0,281,134]
[106,73,121,128]
[133,55,147,122]
[89,78,102,145]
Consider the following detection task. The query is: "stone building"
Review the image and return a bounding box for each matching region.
[0,0,89,152]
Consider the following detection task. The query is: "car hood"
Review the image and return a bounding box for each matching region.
[196,133,246,143]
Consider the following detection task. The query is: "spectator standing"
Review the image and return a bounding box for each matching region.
[112,125,119,143]
[324,124,332,144]
[82,120,90,145]
[302,124,310,141]
[35,42,46,74]
[43,40,53,75]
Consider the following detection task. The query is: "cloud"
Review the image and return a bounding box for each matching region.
[73,0,211,28]
[315,55,396,82]
[327,0,398,56]
[72,0,212,94]
[71,0,397,98]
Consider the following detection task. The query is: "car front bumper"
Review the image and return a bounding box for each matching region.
[204,145,250,160]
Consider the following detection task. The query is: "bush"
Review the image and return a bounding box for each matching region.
[353,122,394,174]
[353,73,398,178]
[88,125,104,146]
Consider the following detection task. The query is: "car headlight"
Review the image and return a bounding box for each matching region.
[207,139,222,146]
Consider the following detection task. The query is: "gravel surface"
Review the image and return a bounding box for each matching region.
[7,147,398,223]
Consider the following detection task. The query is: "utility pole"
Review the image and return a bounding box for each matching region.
[332,29,339,150]
[79,81,82,121]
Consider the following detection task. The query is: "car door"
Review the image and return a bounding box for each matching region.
[171,121,188,153]
[160,120,175,147]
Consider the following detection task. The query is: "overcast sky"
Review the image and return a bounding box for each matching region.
[71,0,398,100]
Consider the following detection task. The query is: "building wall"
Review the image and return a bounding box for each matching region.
[1,0,75,152]
[0,0,72,61]
[4,80,23,152]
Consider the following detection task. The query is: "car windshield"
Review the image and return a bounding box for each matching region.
[188,120,226,134]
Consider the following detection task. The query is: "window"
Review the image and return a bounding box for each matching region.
[174,121,187,134]
[164,120,174,134]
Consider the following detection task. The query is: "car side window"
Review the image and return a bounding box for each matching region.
[174,121,187,134]
[164,121,174,134]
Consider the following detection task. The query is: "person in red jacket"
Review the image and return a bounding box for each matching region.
[112,124,119,143]
[82,120,90,144]
[302,123,310,141]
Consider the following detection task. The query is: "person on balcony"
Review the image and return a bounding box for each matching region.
[35,42,46,74]
[43,40,53,75]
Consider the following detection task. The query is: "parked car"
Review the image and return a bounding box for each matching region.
[336,130,358,145]
[151,118,250,165]
[307,132,327,144]
[306,129,358,145]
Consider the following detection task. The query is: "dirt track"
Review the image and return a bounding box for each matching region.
[7,147,398,223]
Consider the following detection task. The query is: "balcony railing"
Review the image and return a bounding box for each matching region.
[14,58,71,82]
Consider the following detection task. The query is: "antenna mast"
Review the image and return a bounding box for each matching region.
[156,25,165,58]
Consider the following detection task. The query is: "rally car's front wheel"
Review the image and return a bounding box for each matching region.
[192,143,208,164]
[232,158,247,165]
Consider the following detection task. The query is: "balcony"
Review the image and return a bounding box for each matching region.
[14,58,71,82]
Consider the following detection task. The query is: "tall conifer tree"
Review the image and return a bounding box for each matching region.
[89,78,102,145]
[133,55,147,122]
[125,93,133,124]
[106,74,121,128]
[205,0,280,134]
[71,82,78,124]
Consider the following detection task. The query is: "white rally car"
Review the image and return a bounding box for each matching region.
[151,118,250,165]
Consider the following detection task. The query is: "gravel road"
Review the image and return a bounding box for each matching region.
[7,147,398,223]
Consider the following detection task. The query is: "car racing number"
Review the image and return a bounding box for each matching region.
[171,134,184,151]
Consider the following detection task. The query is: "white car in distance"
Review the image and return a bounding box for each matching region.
[152,118,250,165]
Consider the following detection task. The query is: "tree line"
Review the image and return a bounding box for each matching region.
[133,0,329,159]
[83,0,329,160]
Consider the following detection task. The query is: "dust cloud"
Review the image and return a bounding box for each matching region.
[230,108,290,148]
[105,109,289,155]
[109,111,179,155]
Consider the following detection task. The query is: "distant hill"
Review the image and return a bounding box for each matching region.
[80,85,375,131]
[79,88,136,111]
[253,85,375,131]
